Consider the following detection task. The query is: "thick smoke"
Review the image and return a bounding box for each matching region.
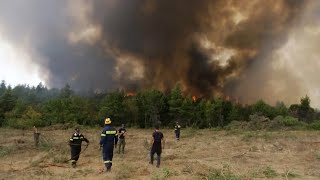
[1,0,319,106]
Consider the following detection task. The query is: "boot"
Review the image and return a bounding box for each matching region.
[72,162,76,168]
[105,163,111,172]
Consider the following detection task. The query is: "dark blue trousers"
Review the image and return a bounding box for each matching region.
[102,144,114,171]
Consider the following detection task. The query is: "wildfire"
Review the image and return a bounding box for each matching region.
[192,95,197,102]
[126,92,136,97]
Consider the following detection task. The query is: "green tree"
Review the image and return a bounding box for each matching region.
[168,84,184,124]
[0,80,6,96]
[180,96,194,127]
[99,91,125,126]
[123,96,139,127]
[136,89,167,128]
[298,95,314,122]
[0,89,17,126]
[60,84,73,98]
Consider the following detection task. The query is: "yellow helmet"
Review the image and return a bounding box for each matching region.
[105,118,112,124]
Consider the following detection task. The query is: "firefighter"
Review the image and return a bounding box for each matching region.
[118,124,126,154]
[174,121,181,140]
[150,126,165,168]
[100,118,117,172]
[69,128,89,168]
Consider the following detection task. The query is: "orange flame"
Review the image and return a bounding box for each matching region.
[192,95,197,102]
[126,92,136,97]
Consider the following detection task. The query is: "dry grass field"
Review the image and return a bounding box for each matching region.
[0,127,320,179]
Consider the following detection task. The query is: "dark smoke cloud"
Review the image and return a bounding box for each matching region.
[0,0,316,105]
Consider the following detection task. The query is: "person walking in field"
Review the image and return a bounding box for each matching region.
[118,124,126,154]
[150,126,165,168]
[68,128,89,168]
[100,118,117,172]
[174,121,181,140]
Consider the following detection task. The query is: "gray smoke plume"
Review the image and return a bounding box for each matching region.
[1,0,319,106]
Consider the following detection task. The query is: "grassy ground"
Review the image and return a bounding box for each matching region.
[0,127,320,179]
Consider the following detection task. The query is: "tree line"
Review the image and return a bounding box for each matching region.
[0,80,319,129]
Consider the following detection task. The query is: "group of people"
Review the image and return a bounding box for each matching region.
[68,118,181,173]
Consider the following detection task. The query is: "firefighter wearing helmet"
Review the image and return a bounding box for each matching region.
[100,118,117,172]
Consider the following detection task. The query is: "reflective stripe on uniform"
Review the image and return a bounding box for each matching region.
[73,137,80,139]
[104,160,112,164]
[80,137,84,139]
[101,134,106,136]
[106,130,116,134]
[70,139,73,141]
[71,160,76,162]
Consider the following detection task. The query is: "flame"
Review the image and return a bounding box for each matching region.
[192,95,197,102]
[126,92,136,97]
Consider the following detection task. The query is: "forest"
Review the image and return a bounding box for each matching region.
[0,80,319,130]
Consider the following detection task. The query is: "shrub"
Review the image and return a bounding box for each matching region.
[309,120,320,130]
[263,166,277,178]
[225,121,248,130]
[278,116,300,126]
[207,169,241,180]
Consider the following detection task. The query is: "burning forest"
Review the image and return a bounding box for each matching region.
[0,0,320,107]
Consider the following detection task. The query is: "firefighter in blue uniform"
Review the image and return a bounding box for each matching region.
[100,118,117,172]
[69,128,89,168]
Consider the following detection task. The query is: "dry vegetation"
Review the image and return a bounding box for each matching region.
[0,128,320,180]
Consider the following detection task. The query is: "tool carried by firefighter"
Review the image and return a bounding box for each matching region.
[68,128,89,168]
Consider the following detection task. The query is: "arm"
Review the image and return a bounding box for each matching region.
[114,134,118,146]
[123,129,127,137]
[69,135,74,145]
[83,136,89,144]
[100,130,106,145]
[150,134,154,147]
[162,137,165,149]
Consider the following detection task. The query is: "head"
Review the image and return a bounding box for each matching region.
[121,124,125,128]
[105,118,112,125]
[75,128,80,134]
[155,125,160,131]
[176,121,179,125]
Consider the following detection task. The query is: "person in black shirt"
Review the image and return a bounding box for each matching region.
[150,126,165,168]
[174,122,181,140]
[68,128,89,168]
[118,124,126,154]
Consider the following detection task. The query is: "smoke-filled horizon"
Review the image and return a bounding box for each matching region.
[0,0,319,106]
